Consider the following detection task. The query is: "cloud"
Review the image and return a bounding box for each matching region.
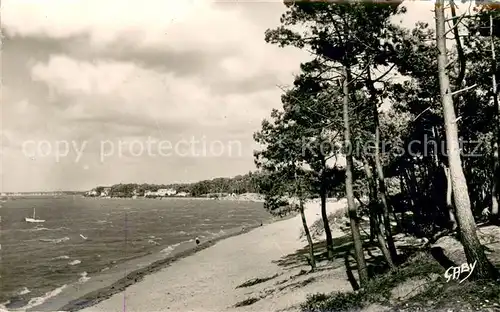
[2,0,262,53]
[29,55,282,135]
[1,0,313,191]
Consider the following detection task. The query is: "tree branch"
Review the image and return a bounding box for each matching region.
[451,84,478,96]
[413,107,432,121]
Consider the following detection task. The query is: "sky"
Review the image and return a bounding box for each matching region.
[0,0,470,192]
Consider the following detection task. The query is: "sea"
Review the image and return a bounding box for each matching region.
[0,196,270,310]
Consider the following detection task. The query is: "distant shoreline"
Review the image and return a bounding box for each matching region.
[0,194,265,203]
[82,196,265,202]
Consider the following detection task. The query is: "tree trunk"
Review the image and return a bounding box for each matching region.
[432,126,457,229]
[367,159,378,243]
[367,62,398,262]
[445,166,458,230]
[363,156,395,269]
[373,121,398,262]
[343,66,369,285]
[295,171,316,270]
[320,169,335,260]
[491,172,498,222]
[435,0,497,279]
[401,168,416,213]
[299,193,316,270]
[490,13,500,223]
[369,209,376,243]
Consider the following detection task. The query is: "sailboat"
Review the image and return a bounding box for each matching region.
[25,208,45,223]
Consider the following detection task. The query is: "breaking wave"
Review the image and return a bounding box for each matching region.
[39,237,70,244]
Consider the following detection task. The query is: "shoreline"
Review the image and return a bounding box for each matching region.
[24,224,264,312]
[17,198,342,312]
[1,197,270,311]
[90,197,265,202]
[76,199,349,312]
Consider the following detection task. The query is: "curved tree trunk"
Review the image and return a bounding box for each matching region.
[296,171,316,270]
[435,0,497,280]
[300,197,316,270]
[343,66,369,285]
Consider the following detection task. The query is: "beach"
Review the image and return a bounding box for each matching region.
[0,197,271,311]
[77,199,350,312]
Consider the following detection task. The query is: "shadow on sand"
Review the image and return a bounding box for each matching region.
[273,234,426,291]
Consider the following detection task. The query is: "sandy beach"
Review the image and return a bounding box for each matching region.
[78,199,350,312]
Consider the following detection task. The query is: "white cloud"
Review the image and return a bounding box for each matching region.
[3,0,199,40]
[29,55,281,136]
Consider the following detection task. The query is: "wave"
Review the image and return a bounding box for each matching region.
[68,260,81,266]
[159,242,182,255]
[160,246,175,255]
[148,235,162,240]
[17,287,30,296]
[20,226,69,233]
[52,255,70,260]
[39,237,70,243]
[30,227,51,232]
[147,239,159,245]
[0,301,10,312]
[14,284,67,311]
[78,272,90,283]
[204,229,226,237]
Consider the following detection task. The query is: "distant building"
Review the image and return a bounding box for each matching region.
[100,187,111,197]
[157,188,176,196]
[177,192,189,197]
[88,190,98,196]
[144,190,157,197]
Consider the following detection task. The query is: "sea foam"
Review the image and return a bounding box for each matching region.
[16,284,67,311]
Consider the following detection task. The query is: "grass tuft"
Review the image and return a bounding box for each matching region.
[236,273,279,288]
[300,251,452,312]
[234,297,260,307]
